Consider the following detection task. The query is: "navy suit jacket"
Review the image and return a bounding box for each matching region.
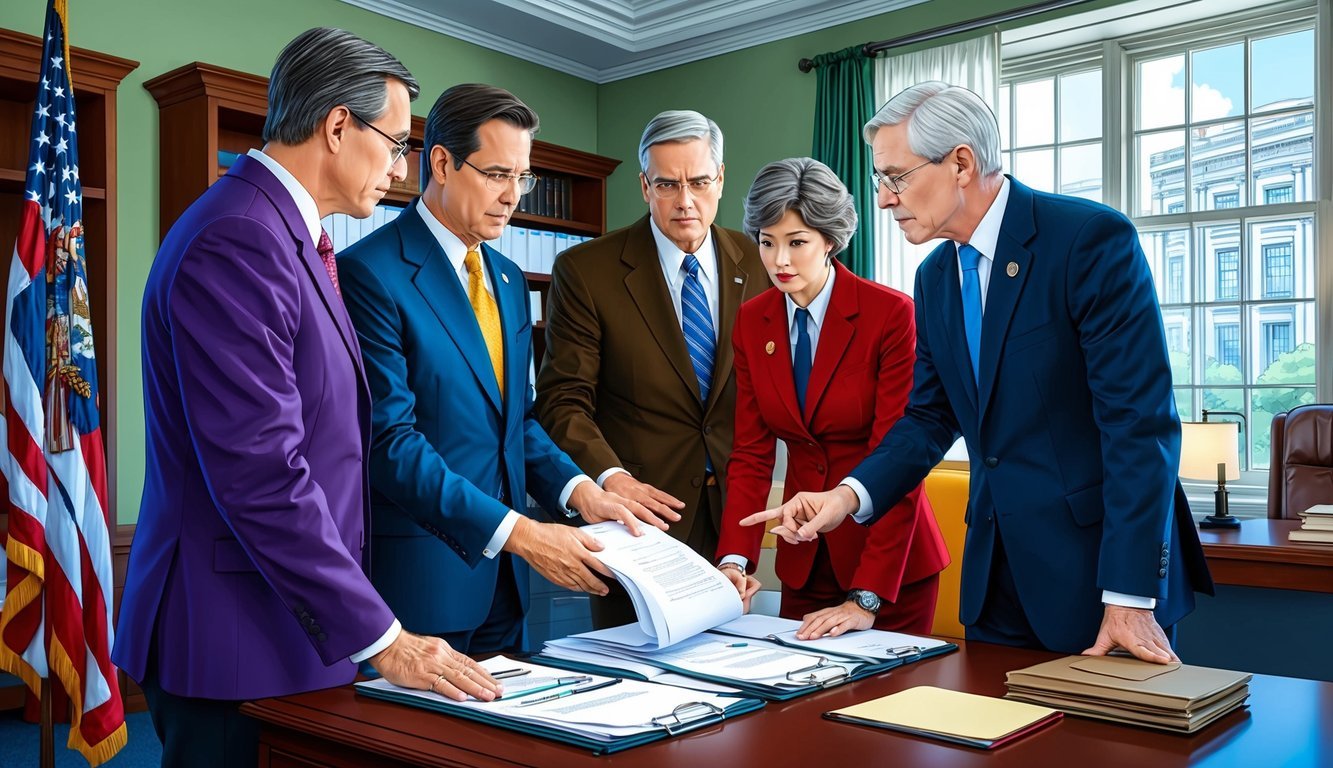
[851,178,1213,653]
[339,202,582,635]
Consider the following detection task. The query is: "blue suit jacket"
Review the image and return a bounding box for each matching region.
[851,178,1213,653]
[338,202,582,635]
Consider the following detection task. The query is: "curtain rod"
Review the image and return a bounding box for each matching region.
[797,0,1094,72]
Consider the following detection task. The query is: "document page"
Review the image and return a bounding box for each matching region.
[715,614,952,660]
[582,521,741,648]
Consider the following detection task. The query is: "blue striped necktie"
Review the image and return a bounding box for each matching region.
[958,243,983,382]
[680,253,715,403]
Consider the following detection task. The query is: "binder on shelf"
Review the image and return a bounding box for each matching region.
[355,656,763,755]
[540,230,557,273]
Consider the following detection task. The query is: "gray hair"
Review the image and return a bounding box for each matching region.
[424,83,539,170]
[263,27,420,145]
[743,157,857,257]
[637,110,724,174]
[862,80,1002,176]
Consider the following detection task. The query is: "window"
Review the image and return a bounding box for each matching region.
[1262,320,1294,367]
[1215,248,1239,300]
[1265,184,1295,204]
[999,68,1103,202]
[1214,190,1240,209]
[1262,241,1294,297]
[1216,322,1241,368]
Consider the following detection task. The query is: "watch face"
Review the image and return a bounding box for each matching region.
[853,590,880,613]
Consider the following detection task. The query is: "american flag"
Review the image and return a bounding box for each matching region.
[0,0,125,763]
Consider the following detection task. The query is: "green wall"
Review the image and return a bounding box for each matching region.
[0,0,598,524]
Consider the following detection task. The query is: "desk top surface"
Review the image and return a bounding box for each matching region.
[1198,518,1333,567]
[243,641,1331,768]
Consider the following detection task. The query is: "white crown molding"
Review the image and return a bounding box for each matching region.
[337,0,927,84]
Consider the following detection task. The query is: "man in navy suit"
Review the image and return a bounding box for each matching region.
[744,81,1212,661]
[339,84,658,655]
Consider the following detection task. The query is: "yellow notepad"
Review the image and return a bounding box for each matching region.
[824,686,1062,749]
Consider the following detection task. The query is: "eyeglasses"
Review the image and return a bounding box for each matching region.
[345,106,411,167]
[871,159,936,195]
[461,158,539,195]
[646,173,721,199]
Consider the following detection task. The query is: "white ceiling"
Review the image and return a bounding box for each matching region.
[337,0,928,83]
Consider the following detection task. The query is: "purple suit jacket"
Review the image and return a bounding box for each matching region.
[113,155,395,699]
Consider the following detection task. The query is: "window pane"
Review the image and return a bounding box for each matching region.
[1163,308,1192,385]
[1252,30,1315,113]
[1138,54,1185,130]
[1248,216,1313,300]
[1251,111,1313,205]
[1191,43,1244,121]
[1060,143,1102,201]
[1174,388,1194,421]
[1250,303,1315,384]
[1200,222,1241,303]
[1252,386,1316,469]
[1191,120,1245,211]
[1060,69,1102,141]
[999,84,1011,150]
[1203,306,1244,383]
[1014,148,1055,193]
[1002,151,1012,176]
[1015,78,1055,147]
[1137,130,1185,216]
[1141,227,1190,305]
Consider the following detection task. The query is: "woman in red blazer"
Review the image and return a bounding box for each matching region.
[717,157,949,637]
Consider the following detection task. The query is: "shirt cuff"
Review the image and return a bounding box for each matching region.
[560,474,594,518]
[349,618,401,663]
[483,510,522,558]
[1102,590,1157,610]
[842,478,875,524]
[597,467,629,487]
[719,554,749,571]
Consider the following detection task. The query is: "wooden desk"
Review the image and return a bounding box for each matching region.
[242,641,1330,768]
[1197,518,1333,593]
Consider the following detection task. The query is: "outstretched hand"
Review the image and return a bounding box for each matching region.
[739,485,860,543]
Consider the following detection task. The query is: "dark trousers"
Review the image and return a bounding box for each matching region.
[965,528,1178,650]
[779,539,939,635]
[140,643,259,768]
[590,479,721,629]
[439,552,526,654]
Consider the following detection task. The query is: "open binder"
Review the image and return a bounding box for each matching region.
[354,657,764,755]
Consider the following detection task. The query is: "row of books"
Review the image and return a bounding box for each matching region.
[487,226,593,274]
[517,175,574,220]
[1289,504,1333,543]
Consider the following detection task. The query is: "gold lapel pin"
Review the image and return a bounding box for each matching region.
[501,273,510,284]
[765,341,776,355]
[1006,262,1019,278]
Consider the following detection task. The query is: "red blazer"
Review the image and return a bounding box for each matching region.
[718,260,949,602]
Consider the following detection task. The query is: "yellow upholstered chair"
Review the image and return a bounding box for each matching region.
[923,465,970,639]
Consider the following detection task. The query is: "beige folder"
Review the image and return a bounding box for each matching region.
[1006,685,1249,732]
[1006,656,1250,711]
[825,686,1061,748]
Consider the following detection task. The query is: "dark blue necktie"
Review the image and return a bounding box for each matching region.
[793,307,812,412]
[680,254,715,403]
[958,243,983,382]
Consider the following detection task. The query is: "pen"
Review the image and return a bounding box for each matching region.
[491,668,531,680]
[496,676,590,700]
[516,678,622,707]
[725,642,748,648]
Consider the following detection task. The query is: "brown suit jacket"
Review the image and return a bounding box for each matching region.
[536,214,766,545]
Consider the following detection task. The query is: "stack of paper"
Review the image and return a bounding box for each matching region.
[1289,504,1333,543]
[825,686,1062,749]
[1004,655,1250,733]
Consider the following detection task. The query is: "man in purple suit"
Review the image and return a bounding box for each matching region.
[113,28,501,767]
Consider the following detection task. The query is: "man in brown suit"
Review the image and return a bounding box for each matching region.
[537,110,766,627]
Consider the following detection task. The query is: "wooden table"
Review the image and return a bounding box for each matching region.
[242,641,1331,768]
[1197,518,1333,593]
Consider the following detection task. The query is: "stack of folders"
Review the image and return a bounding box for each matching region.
[824,686,1062,749]
[1289,504,1333,543]
[539,614,956,701]
[354,656,764,755]
[1004,655,1251,733]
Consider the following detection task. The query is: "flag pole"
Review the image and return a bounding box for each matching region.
[40,677,53,768]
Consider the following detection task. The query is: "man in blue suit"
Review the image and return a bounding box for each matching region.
[744,81,1212,661]
[340,84,658,654]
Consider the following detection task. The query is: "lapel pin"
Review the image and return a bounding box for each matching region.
[501,273,510,284]
[765,341,775,355]
[1006,262,1019,278]
[734,276,744,284]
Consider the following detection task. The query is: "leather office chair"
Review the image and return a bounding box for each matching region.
[1267,404,1333,519]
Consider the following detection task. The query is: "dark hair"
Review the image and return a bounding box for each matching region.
[263,27,420,145]
[424,83,539,169]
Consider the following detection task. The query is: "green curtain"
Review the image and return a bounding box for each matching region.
[811,45,876,279]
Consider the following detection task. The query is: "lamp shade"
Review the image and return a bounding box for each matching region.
[1179,421,1241,481]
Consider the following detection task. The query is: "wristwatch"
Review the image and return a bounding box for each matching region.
[847,589,882,615]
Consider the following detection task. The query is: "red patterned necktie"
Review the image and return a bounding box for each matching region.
[317,229,341,297]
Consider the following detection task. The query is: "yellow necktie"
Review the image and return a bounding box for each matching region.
[464,248,504,399]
